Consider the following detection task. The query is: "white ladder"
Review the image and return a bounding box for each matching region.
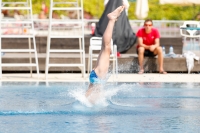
[0,0,39,79]
[45,0,85,79]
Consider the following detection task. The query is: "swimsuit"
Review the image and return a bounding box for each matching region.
[89,70,100,84]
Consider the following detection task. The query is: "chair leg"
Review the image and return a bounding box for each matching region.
[116,56,118,78]
[90,50,93,72]
[114,45,118,79]
[87,46,91,75]
[113,58,116,81]
[113,58,115,75]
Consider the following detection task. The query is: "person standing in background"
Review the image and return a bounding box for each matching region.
[42,1,48,14]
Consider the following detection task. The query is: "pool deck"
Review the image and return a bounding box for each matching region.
[0,73,199,82]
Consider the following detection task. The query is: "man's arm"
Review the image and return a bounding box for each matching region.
[138,37,150,49]
[154,38,160,47]
[153,28,160,48]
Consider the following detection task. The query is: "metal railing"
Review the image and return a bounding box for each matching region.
[85,19,185,38]
[131,20,185,37]
[1,18,186,37]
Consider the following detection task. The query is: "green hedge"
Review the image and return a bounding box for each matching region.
[84,0,200,20]
[3,0,200,20]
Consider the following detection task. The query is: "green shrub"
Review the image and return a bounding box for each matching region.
[2,0,200,20]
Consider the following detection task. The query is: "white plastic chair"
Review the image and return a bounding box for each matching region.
[87,37,118,78]
[180,21,200,38]
[180,21,200,66]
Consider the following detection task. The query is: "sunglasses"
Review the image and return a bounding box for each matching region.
[144,24,152,27]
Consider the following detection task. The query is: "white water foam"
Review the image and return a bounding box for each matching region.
[68,89,93,107]
[68,83,137,110]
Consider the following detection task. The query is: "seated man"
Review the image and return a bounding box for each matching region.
[136,19,167,74]
[85,5,125,104]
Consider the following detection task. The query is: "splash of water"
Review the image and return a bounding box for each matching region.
[68,89,93,107]
[68,83,136,110]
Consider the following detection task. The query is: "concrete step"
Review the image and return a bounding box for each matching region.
[1,36,184,54]
[1,36,197,73]
[1,53,200,73]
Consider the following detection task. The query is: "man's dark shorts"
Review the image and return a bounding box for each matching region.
[136,49,156,57]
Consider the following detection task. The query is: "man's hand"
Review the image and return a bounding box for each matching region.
[149,45,156,52]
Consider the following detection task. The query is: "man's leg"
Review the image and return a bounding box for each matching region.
[138,47,145,74]
[153,46,167,73]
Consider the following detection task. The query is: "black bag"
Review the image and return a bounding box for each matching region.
[94,0,137,53]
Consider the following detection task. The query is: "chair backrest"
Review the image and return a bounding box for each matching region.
[180,21,200,38]
[90,37,114,52]
[90,37,102,46]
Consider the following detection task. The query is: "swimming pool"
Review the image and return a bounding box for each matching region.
[0,82,200,133]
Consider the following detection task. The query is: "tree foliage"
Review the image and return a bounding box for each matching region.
[84,0,200,20]
[2,0,200,20]
[146,0,200,20]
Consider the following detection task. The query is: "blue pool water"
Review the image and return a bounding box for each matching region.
[0,82,200,133]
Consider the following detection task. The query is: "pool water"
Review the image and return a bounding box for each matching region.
[0,82,200,133]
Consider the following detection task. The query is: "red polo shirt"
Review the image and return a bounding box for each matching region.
[136,28,160,49]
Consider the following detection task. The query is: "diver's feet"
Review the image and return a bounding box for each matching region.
[107,5,124,21]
